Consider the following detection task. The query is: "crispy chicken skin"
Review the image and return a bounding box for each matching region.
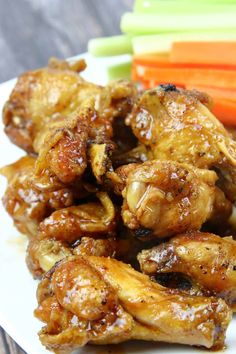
[115,160,218,239]
[138,232,236,309]
[35,256,231,353]
[127,85,236,201]
[3,59,137,183]
[0,156,90,237]
[38,192,116,243]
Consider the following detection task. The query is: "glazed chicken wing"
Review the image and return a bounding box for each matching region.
[3,58,91,153]
[109,160,219,239]
[26,237,124,278]
[35,256,231,353]
[35,79,136,184]
[0,156,88,237]
[138,232,236,309]
[26,234,135,278]
[38,192,116,243]
[3,59,137,183]
[127,85,236,201]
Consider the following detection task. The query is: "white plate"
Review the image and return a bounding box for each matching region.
[0,53,235,354]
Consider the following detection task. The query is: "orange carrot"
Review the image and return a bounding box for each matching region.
[211,99,236,125]
[133,53,236,70]
[138,66,236,89]
[138,78,185,90]
[133,53,169,67]
[140,80,152,90]
[170,41,236,67]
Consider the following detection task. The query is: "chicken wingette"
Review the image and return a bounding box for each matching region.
[138,232,236,310]
[127,85,236,202]
[35,256,231,353]
[3,58,137,183]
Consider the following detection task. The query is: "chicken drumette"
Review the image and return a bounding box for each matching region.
[35,256,231,353]
[108,160,231,239]
[138,232,236,309]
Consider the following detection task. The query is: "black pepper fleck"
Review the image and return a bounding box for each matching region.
[159,83,178,92]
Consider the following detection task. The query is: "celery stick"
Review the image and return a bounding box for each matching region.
[121,12,236,35]
[132,32,236,55]
[107,61,131,81]
[134,0,236,14]
[134,0,236,13]
[88,35,132,57]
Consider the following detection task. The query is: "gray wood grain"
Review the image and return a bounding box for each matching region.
[0,0,133,83]
[0,0,133,353]
[0,327,25,354]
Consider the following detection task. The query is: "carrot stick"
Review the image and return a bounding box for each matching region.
[139,66,236,89]
[211,99,236,125]
[138,78,186,90]
[133,53,236,69]
[133,54,170,66]
[170,41,236,66]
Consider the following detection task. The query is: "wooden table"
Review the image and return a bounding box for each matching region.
[0,0,133,352]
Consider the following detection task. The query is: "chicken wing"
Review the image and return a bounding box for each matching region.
[138,232,236,309]
[127,85,236,201]
[109,160,218,239]
[3,58,91,153]
[35,256,231,353]
[3,59,137,183]
[0,156,89,237]
[35,78,136,184]
[26,237,122,278]
[38,192,116,243]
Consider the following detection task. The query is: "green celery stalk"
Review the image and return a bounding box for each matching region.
[132,32,236,54]
[121,12,236,34]
[134,0,236,13]
[107,61,131,81]
[88,35,132,56]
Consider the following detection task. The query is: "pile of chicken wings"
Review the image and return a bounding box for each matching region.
[2,58,236,353]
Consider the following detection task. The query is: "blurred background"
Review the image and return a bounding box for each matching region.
[0,0,132,353]
[0,0,132,83]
